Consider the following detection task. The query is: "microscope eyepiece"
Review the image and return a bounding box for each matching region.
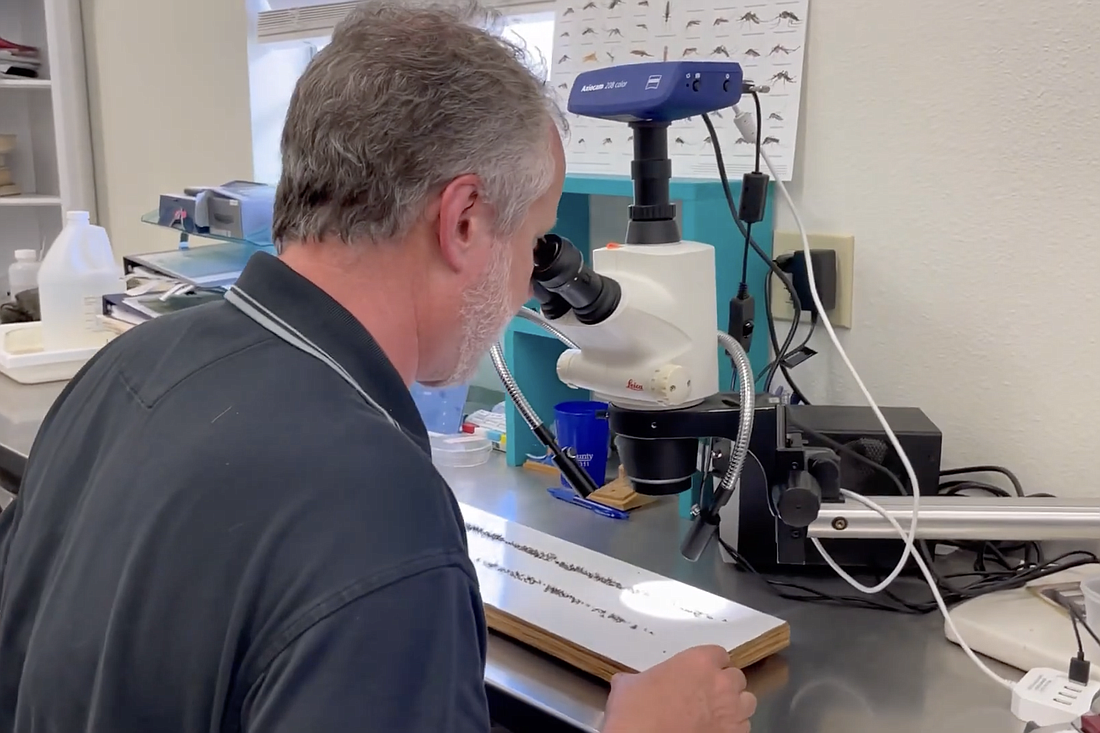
[530,234,621,325]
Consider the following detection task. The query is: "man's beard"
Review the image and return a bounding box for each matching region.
[432,240,516,387]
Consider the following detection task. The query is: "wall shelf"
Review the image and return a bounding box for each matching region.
[0,194,61,207]
[502,173,775,505]
[0,78,51,89]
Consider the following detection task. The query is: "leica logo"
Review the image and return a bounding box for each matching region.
[626,379,644,392]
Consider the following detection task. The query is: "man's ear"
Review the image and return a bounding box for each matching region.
[437,173,491,273]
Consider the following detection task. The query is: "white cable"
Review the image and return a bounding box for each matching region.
[834,490,1015,690]
[730,102,923,593]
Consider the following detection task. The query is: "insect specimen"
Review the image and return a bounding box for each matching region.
[636,22,648,29]
[771,70,797,84]
[734,137,750,144]
[631,49,654,57]
[768,112,784,121]
[638,0,649,5]
[682,47,698,56]
[773,10,801,26]
[744,48,761,57]
[563,6,575,14]
[583,52,599,62]
[627,134,633,142]
[583,1,598,8]
[582,27,597,35]
[557,82,569,90]
[762,136,780,145]
[606,51,615,61]
[713,16,729,25]
[703,136,713,146]
[608,27,623,37]
[738,11,761,23]
[675,137,686,145]
[558,54,570,64]
[602,137,613,145]
[769,44,800,55]
[609,0,624,8]
[711,45,730,57]
[664,1,671,22]
[686,19,701,28]
[560,31,570,37]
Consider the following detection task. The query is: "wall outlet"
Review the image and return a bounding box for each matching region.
[769,231,855,329]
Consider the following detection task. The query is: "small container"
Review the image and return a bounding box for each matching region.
[1082,575,1100,662]
[409,382,470,434]
[430,432,492,468]
[8,249,39,298]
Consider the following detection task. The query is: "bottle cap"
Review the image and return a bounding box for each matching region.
[14,249,36,261]
[66,211,90,224]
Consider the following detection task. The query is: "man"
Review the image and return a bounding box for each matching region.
[0,1,756,731]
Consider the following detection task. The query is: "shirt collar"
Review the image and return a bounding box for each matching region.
[233,252,429,452]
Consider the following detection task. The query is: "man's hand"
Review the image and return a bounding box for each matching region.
[601,645,757,733]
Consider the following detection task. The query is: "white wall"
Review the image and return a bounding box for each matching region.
[80,0,255,257]
[593,0,1100,496]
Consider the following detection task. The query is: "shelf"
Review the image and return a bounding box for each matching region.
[0,194,62,207]
[140,210,273,248]
[0,78,51,90]
[563,173,727,201]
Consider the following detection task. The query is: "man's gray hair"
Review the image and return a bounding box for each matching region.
[272,0,560,249]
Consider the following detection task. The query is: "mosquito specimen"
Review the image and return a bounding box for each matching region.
[770,70,797,84]
[686,19,700,28]
[682,47,698,56]
[583,52,599,62]
[582,26,596,35]
[739,12,761,23]
[762,136,779,145]
[768,112,784,121]
[773,10,801,26]
[769,44,800,55]
[630,49,653,57]
[711,45,729,57]
[608,27,623,37]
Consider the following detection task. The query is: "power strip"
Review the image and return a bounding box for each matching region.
[1012,667,1100,728]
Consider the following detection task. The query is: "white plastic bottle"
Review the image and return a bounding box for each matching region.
[37,211,122,351]
[8,249,40,298]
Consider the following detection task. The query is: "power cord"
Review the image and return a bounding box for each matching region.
[759,269,815,401]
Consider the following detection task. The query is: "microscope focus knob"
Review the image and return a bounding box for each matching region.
[649,363,690,405]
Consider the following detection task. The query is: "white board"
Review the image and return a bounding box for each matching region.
[549,0,810,181]
[461,503,789,676]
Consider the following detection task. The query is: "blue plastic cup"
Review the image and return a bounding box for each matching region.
[409,382,470,434]
[554,400,611,490]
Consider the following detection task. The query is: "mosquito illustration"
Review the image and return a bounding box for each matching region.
[583,52,599,62]
[744,48,761,57]
[608,0,624,8]
[563,6,575,14]
[713,16,728,25]
[577,138,586,145]
[682,47,697,56]
[734,137,750,144]
[558,54,570,64]
[663,1,671,22]
[762,136,780,145]
[703,136,713,147]
[638,0,649,6]
[608,27,623,37]
[686,19,700,28]
[602,137,613,145]
[771,70,797,84]
[606,51,615,61]
[675,137,686,145]
[628,134,634,142]
[711,45,730,57]
[739,12,761,23]
[559,31,570,37]
[769,44,800,55]
[773,10,801,26]
[636,22,648,30]
[583,1,598,8]
[557,82,569,90]
[582,26,597,35]
[630,49,654,57]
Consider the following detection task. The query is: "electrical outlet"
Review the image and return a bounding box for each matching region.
[769,232,855,328]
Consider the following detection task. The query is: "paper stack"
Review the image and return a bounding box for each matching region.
[0,134,20,197]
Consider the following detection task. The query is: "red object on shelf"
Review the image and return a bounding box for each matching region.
[1081,714,1100,733]
[0,36,42,79]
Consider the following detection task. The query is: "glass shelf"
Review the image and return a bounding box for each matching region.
[140,210,274,248]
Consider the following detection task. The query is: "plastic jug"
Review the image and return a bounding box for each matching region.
[7,249,39,297]
[37,211,122,351]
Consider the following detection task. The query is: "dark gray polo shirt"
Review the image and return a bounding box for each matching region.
[0,252,490,732]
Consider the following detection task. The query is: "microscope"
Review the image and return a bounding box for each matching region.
[519,60,1100,567]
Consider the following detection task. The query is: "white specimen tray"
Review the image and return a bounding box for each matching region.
[0,322,110,384]
[461,503,789,676]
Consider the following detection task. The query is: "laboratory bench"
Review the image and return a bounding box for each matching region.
[0,373,1025,732]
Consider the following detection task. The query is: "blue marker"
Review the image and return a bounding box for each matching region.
[547,487,630,520]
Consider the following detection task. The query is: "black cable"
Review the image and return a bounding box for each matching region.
[701,111,803,351]
[940,465,1025,497]
[758,310,818,382]
[1054,590,1100,651]
[761,271,810,403]
[740,223,753,288]
[750,90,763,174]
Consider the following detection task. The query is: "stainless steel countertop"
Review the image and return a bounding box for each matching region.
[1,376,1026,732]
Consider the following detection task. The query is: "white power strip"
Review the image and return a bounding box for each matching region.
[1012,667,1100,727]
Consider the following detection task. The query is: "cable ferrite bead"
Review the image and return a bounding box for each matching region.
[738,172,769,225]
